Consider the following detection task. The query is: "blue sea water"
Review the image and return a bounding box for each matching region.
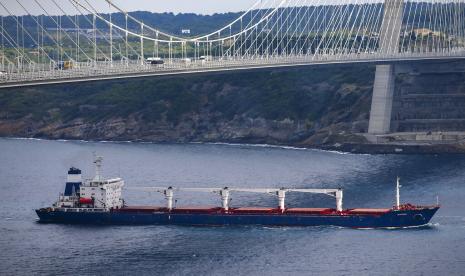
[0,138,464,275]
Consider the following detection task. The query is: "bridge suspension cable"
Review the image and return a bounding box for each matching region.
[0,0,464,87]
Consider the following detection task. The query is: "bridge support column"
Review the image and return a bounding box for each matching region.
[368,65,395,134]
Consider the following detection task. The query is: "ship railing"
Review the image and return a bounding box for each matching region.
[59,207,107,212]
[59,195,79,201]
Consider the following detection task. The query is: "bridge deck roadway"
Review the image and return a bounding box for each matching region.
[1,53,465,89]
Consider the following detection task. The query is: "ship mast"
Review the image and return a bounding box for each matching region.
[93,155,103,181]
[396,177,401,209]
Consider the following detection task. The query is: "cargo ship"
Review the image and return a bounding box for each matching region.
[36,157,440,228]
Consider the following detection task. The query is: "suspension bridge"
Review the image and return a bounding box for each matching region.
[1,0,465,134]
[0,0,464,87]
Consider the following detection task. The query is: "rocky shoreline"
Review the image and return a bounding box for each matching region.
[320,143,465,154]
[1,63,465,154]
[2,131,465,154]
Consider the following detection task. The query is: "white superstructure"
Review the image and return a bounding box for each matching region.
[79,177,124,209]
[54,156,124,210]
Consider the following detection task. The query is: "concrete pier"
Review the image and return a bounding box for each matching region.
[368,0,404,134]
[368,65,395,134]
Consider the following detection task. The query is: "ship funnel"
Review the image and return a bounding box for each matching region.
[64,167,82,196]
[67,167,82,183]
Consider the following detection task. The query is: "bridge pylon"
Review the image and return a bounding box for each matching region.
[368,0,404,135]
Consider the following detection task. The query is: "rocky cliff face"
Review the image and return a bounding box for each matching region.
[0,65,374,147]
[3,63,465,153]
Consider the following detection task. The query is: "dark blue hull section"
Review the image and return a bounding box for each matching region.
[36,208,439,228]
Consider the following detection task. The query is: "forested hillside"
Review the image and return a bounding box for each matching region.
[0,64,374,146]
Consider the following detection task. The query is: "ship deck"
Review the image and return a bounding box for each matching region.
[116,206,393,216]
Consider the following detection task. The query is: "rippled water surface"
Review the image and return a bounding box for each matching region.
[0,138,464,275]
